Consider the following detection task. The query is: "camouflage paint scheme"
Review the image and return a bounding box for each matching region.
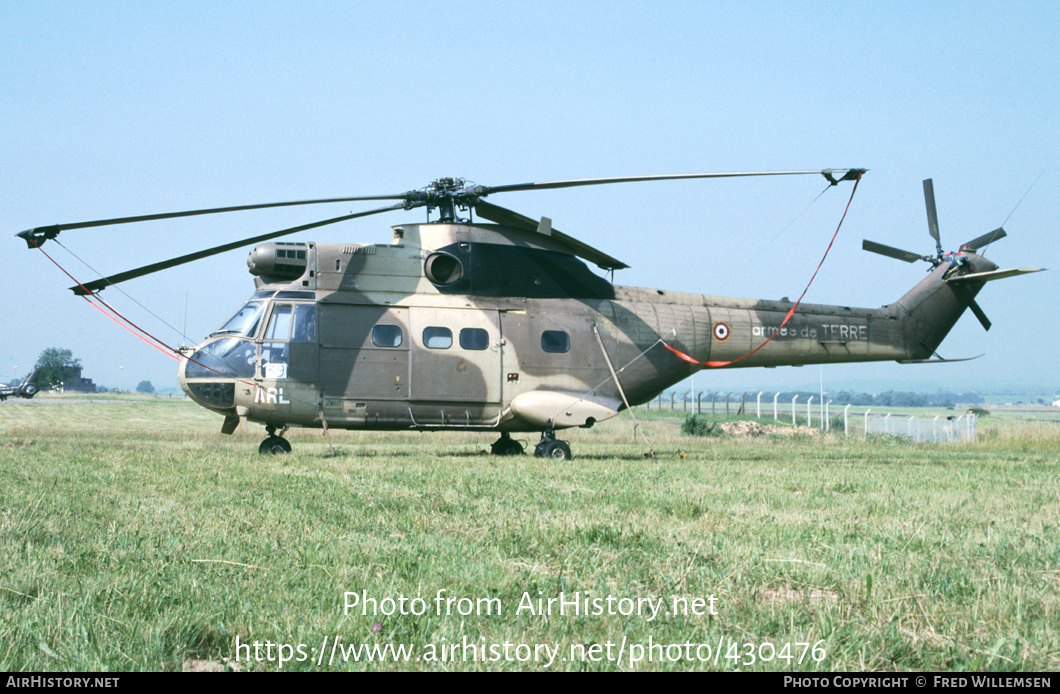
[178,221,996,442]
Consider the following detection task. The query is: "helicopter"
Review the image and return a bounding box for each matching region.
[16,171,1043,457]
[0,370,40,402]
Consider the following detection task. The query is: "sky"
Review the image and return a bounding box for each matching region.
[2,1,1058,396]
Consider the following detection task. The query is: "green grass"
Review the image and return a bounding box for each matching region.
[1,397,1058,671]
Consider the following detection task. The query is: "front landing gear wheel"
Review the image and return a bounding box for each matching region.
[259,424,291,455]
[259,436,292,455]
[490,432,525,456]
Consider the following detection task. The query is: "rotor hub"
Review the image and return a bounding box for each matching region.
[405,177,482,222]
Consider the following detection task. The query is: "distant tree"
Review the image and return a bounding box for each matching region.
[135,380,155,394]
[933,391,960,406]
[5,378,19,387]
[33,348,82,390]
[899,392,927,407]
[833,390,854,405]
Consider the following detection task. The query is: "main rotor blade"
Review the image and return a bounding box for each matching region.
[923,178,942,249]
[20,192,410,243]
[962,227,1007,251]
[477,169,867,196]
[474,199,629,270]
[862,239,927,263]
[70,202,417,295]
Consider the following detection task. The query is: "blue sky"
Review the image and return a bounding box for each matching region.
[3,1,1057,395]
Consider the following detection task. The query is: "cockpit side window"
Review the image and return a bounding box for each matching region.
[263,304,316,342]
[291,304,316,342]
[259,304,317,380]
[265,305,294,340]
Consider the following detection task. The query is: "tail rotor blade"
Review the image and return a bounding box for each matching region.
[862,239,928,263]
[967,298,992,331]
[962,227,1007,251]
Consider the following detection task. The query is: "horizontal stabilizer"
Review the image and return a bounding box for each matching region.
[945,267,1045,284]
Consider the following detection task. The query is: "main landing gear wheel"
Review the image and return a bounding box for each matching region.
[490,432,525,456]
[539,440,572,460]
[259,424,291,455]
[534,428,572,461]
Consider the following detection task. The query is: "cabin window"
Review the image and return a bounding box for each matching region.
[459,328,489,351]
[541,330,570,353]
[372,324,403,348]
[423,327,453,349]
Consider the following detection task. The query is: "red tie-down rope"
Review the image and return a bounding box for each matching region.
[28,237,185,361]
[663,172,862,368]
[27,237,256,386]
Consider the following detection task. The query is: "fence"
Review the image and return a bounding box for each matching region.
[861,411,976,443]
[642,391,977,443]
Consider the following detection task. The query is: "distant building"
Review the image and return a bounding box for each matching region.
[62,367,97,393]
[1053,399,1060,408]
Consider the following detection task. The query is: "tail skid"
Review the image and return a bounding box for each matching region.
[898,354,984,365]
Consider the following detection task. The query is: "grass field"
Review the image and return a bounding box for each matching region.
[1,396,1058,671]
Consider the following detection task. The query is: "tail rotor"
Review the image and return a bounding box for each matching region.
[861,178,1013,332]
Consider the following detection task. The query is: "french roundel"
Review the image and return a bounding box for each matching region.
[712,322,731,342]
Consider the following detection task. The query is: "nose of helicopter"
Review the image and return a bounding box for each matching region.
[178,336,256,414]
[179,359,236,415]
